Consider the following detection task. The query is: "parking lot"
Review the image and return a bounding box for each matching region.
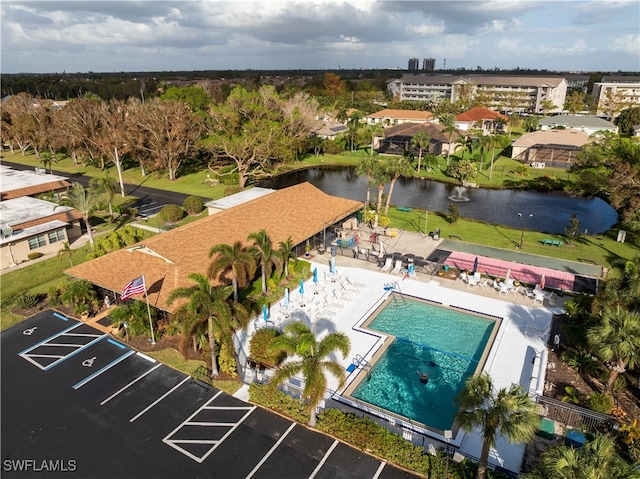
[2,310,420,478]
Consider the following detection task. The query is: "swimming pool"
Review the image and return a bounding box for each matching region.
[347,296,499,432]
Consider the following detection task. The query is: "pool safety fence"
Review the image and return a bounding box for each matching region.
[536,395,617,434]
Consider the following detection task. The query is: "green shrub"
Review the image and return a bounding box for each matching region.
[378,215,391,228]
[27,252,44,261]
[561,349,599,375]
[249,327,286,367]
[183,196,204,216]
[15,293,39,309]
[216,334,238,377]
[47,281,66,307]
[158,204,184,223]
[562,386,582,405]
[448,203,460,224]
[586,393,613,414]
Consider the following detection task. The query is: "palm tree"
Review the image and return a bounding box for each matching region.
[372,162,390,221]
[356,155,378,209]
[89,170,118,220]
[56,182,100,247]
[248,229,281,295]
[438,113,458,167]
[57,241,73,267]
[586,307,640,396]
[208,241,256,303]
[345,110,364,152]
[528,433,638,479]
[483,134,508,181]
[278,236,296,280]
[383,156,413,215]
[411,131,430,173]
[40,151,57,174]
[454,134,471,161]
[363,123,383,157]
[167,273,248,377]
[455,372,538,479]
[268,321,350,427]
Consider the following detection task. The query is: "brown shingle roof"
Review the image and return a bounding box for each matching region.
[15,210,83,230]
[65,182,362,313]
[456,107,508,123]
[383,122,464,142]
[1,180,72,200]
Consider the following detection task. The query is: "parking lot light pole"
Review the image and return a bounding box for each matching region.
[518,213,533,250]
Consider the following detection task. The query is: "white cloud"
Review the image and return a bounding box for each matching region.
[610,33,640,56]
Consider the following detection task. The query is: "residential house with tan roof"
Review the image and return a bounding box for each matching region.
[0,164,71,200]
[365,109,433,127]
[65,182,363,314]
[377,122,466,157]
[455,107,509,134]
[511,129,591,169]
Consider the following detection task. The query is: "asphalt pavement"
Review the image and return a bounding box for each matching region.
[3,160,209,219]
[1,310,421,479]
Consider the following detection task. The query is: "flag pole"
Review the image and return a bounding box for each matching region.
[142,275,156,345]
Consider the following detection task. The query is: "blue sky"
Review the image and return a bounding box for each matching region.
[1,0,638,73]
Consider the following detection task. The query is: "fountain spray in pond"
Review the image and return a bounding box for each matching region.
[448,186,470,202]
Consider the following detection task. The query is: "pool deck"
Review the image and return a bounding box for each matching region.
[240,230,566,474]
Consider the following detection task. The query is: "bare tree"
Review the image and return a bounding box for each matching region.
[129,98,203,181]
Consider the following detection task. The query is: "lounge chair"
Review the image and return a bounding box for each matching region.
[390,259,403,275]
[380,257,393,273]
[345,276,365,291]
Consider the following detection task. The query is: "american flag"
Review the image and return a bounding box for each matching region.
[121,275,146,300]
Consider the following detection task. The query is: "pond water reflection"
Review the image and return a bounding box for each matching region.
[259,167,618,235]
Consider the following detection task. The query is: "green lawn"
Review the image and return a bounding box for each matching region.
[2,149,637,330]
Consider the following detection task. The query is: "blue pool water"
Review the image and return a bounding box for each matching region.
[351,297,496,431]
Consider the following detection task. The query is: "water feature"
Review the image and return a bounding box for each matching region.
[258,167,618,234]
[448,186,470,202]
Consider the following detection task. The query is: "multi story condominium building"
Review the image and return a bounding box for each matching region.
[592,76,640,117]
[422,58,435,72]
[408,58,420,71]
[387,74,567,114]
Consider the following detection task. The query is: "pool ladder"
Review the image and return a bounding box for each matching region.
[387,282,408,307]
[355,354,372,380]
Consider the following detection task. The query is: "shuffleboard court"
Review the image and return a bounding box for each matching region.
[2,310,421,478]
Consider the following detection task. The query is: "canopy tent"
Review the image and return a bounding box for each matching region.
[444,251,575,291]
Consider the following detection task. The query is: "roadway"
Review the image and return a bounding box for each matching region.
[3,160,210,219]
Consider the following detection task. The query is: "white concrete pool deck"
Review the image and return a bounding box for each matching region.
[241,250,564,474]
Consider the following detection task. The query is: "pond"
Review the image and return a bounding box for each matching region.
[258,167,618,235]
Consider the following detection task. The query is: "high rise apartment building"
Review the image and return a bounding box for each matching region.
[422,58,435,71]
[408,58,435,71]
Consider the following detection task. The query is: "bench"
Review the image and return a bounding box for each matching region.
[542,239,563,246]
[397,206,412,213]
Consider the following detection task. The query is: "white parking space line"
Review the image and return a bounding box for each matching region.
[308,440,339,479]
[100,363,162,405]
[72,350,135,390]
[163,391,256,463]
[244,423,296,479]
[19,323,81,355]
[372,461,387,479]
[129,376,190,422]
